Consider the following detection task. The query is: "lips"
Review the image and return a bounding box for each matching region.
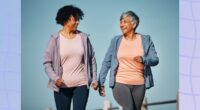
[74,24,77,27]
[121,28,127,31]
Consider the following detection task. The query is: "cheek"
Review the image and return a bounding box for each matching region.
[124,23,130,28]
[73,22,78,26]
[128,24,133,29]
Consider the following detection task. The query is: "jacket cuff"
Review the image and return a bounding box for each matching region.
[141,56,146,63]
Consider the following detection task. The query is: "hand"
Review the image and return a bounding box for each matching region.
[55,79,64,88]
[134,56,142,63]
[91,82,98,90]
[98,86,106,97]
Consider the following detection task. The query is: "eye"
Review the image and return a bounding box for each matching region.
[120,20,126,24]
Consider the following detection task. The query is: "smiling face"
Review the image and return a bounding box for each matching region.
[64,16,80,32]
[120,16,136,36]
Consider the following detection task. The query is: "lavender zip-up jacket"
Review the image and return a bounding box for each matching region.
[43,31,97,92]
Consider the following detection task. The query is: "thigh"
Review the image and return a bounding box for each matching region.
[131,85,146,110]
[54,88,73,110]
[112,83,134,110]
[73,85,89,110]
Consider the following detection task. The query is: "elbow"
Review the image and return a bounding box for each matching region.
[152,57,159,66]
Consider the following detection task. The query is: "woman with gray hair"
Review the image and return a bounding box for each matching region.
[98,11,159,110]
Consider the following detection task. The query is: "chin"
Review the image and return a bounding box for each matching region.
[122,31,127,35]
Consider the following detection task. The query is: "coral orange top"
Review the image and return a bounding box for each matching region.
[116,35,144,85]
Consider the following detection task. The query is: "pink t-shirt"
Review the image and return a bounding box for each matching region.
[116,35,145,85]
[60,34,87,87]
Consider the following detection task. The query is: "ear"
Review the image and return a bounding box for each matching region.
[132,21,137,29]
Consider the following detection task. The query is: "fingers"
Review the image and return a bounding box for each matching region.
[100,91,105,96]
[99,86,106,97]
[134,56,142,63]
[55,79,64,87]
[91,82,98,90]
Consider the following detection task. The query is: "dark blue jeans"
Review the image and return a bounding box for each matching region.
[54,85,89,110]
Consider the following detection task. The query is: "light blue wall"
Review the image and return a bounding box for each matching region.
[22,0,178,110]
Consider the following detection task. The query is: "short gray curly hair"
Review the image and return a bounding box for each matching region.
[120,11,140,30]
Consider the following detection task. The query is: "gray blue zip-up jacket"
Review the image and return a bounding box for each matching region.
[99,34,159,89]
[43,31,97,92]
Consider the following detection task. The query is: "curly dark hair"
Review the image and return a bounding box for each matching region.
[56,5,84,26]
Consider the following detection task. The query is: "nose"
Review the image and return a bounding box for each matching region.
[120,22,124,29]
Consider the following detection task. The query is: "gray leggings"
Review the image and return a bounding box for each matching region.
[112,82,145,110]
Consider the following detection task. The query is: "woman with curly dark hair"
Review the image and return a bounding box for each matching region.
[43,5,98,110]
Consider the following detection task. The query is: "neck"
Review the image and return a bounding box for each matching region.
[124,31,136,40]
[60,27,76,39]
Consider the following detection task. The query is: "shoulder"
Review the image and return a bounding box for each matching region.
[46,32,58,44]
[140,34,153,43]
[112,35,122,40]
[48,32,59,42]
[110,35,122,43]
[77,30,90,39]
[140,34,151,40]
[76,30,93,46]
[51,32,59,38]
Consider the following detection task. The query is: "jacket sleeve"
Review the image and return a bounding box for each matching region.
[98,38,114,86]
[142,35,159,66]
[43,37,60,81]
[87,38,97,83]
